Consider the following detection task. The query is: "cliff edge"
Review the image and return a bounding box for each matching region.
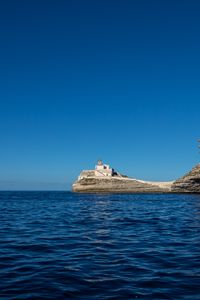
[171,164,200,193]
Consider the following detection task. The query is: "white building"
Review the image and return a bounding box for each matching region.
[95,160,114,177]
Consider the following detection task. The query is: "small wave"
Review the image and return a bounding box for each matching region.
[0,191,200,299]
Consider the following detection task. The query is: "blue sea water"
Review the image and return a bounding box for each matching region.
[0,192,200,300]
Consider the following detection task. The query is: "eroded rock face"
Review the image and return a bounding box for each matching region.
[72,177,172,193]
[172,164,200,193]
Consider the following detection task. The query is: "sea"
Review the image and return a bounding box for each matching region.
[0,191,200,300]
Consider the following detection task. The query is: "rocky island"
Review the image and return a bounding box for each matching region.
[72,160,200,193]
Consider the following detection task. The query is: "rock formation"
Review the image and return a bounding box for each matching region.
[171,164,200,193]
[72,165,174,193]
[72,176,173,193]
[72,161,200,194]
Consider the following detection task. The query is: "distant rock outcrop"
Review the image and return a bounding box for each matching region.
[72,176,173,193]
[72,161,200,194]
[171,164,200,193]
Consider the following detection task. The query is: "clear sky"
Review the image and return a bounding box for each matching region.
[0,0,200,190]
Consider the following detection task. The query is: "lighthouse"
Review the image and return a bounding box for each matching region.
[95,160,114,177]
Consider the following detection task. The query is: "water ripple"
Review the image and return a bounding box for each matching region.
[0,191,200,299]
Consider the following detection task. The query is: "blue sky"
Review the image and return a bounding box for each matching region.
[0,0,200,190]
